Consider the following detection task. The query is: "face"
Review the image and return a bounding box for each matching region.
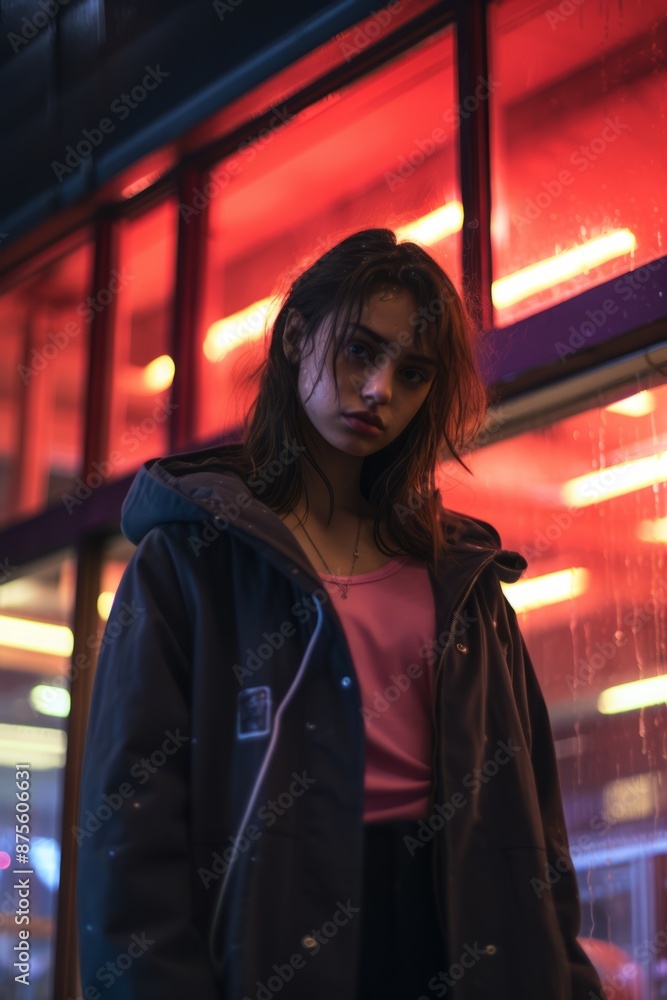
[286,287,437,457]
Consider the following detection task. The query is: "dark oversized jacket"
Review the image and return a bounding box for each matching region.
[76,441,604,999]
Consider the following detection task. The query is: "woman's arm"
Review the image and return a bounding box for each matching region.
[76,523,221,998]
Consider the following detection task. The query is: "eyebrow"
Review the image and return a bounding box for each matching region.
[350,323,438,367]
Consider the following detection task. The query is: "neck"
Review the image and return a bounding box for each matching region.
[294,421,375,524]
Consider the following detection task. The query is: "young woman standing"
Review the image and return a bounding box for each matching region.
[76,229,604,999]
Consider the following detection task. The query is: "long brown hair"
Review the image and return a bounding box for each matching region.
[224,228,489,574]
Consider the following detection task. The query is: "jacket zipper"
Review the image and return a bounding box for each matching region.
[429,554,496,954]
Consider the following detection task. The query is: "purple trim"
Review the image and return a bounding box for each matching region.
[481,254,667,392]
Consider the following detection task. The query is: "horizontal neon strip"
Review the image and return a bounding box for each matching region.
[0,615,73,656]
[501,567,589,612]
[561,452,667,507]
[492,229,637,308]
[204,215,638,361]
[598,675,667,715]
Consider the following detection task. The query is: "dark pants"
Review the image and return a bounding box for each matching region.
[356,819,449,1000]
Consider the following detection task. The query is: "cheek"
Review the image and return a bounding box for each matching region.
[298,357,337,409]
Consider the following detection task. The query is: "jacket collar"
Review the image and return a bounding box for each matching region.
[120,442,528,603]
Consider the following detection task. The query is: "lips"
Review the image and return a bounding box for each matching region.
[344,410,384,429]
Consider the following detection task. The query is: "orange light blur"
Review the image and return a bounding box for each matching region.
[492,230,637,308]
[204,212,642,364]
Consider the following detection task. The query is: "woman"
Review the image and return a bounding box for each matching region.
[76,229,604,999]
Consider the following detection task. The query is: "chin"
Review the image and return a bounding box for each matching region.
[308,415,391,455]
[331,435,378,455]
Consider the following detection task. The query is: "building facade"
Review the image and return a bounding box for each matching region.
[0,0,666,996]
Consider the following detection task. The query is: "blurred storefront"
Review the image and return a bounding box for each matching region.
[0,0,665,996]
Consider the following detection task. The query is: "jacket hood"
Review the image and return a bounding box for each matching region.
[120,442,528,585]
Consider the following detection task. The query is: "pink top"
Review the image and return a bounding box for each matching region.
[317,554,436,823]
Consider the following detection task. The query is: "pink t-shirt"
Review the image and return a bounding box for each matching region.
[318,554,436,823]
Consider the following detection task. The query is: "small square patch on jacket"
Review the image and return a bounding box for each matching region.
[237,686,272,739]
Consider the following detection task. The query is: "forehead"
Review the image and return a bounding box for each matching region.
[351,287,434,360]
[359,286,418,328]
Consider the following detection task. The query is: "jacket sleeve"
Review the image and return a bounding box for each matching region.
[504,597,606,1000]
[76,523,221,999]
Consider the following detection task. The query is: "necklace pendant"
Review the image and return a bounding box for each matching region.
[341,592,348,599]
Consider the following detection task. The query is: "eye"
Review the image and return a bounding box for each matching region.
[346,342,368,359]
[403,369,428,385]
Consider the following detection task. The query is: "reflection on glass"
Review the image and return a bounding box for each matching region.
[106,200,177,480]
[440,381,667,997]
[0,241,93,529]
[0,549,76,997]
[195,23,461,441]
[490,0,666,326]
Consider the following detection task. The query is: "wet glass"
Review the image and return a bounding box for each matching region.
[0,240,93,529]
[104,199,177,481]
[440,379,667,998]
[490,0,666,327]
[194,17,461,442]
[0,549,76,997]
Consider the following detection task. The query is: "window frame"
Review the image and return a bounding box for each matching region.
[0,3,663,996]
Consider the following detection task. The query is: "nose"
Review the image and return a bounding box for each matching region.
[361,368,392,405]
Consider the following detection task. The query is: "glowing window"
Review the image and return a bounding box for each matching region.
[0,240,92,528]
[440,379,667,991]
[193,19,461,441]
[105,200,177,479]
[490,1,666,326]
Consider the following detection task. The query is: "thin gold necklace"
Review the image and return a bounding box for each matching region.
[292,511,362,599]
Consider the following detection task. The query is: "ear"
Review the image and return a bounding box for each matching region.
[282,307,307,365]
